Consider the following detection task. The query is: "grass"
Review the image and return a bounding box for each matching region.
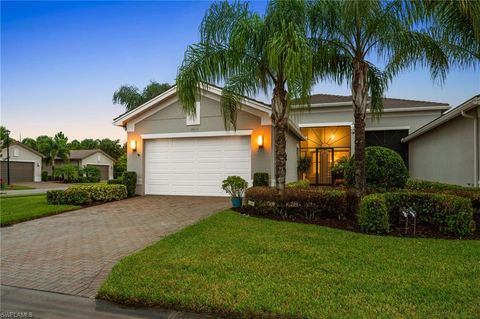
[1,184,35,190]
[0,194,79,226]
[99,211,480,319]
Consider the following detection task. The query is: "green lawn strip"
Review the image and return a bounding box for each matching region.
[2,184,35,190]
[98,211,480,319]
[0,194,79,226]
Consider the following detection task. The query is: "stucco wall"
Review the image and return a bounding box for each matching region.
[127,96,274,194]
[1,145,43,182]
[81,152,114,180]
[408,112,475,186]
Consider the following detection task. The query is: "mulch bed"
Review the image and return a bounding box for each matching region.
[234,208,480,240]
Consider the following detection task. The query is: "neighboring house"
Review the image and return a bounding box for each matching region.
[0,141,44,182]
[43,149,115,180]
[113,85,452,196]
[403,95,480,187]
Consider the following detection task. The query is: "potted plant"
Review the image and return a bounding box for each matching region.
[222,175,248,208]
[297,155,311,180]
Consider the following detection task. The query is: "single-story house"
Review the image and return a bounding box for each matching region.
[113,85,452,196]
[1,141,44,182]
[43,149,115,180]
[403,95,480,187]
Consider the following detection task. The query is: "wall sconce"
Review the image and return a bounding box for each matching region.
[130,140,137,152]
[257,135,264,148]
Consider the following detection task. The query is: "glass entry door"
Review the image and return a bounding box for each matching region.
[316,148,334,185]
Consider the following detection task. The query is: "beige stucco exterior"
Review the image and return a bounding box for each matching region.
[44,152,114,180]
[1,143,43,182]
[407,104,479,187]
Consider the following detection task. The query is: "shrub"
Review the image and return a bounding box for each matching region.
[46,190,66,205]
[244,187,350,219]
[63,188,91,205]
[358,194,390,234]
[54,164,81,183]
[345,146,408,191]
[114,153,127,179]
[297,156,312,179]
[67,184,127,202]
[41,171,48,182]
[384,191,475,237]
[331,157,348,181]
[222,176,248,197]
[122,172,137,197]
[107,179,124,185]
[83,166,101,182]
[253,173,269,187]
[286,180,310,189]
[405,179,478,192]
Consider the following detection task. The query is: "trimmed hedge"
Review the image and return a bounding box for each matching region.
[244,187,354,220]
[47,184,127,205]
[286,180,310,189]
[359,191,476,237]
[253,173,269,187]
[358,194,389,234]
[122,172,137,197]
[345,146,408,191]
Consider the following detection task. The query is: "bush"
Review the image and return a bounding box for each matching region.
[122,172,137,197]
[83,166,101,182]
[222,176,248,197]
[244,187,351,219]
[41,171,48,182]
[331,157,348,181]
[54,164,81,183]
[345,146,408,191]
[405,179,478,191]
[67,184,127,202]
[46,190,66,205]
[107,179,124,185]
[114,153,127,179]
[384,191,475,237]
[63,188,91,205]
[358,194,390,234]
[286,180,310,189]
[253,173,269,187]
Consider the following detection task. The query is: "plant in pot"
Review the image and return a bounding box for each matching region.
[297,156,311,181]
[222,176,248,208]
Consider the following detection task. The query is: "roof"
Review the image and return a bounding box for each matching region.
[402,95,480,142]
[68,149,116,162]
[2,141,45,158]
[305,94,450,109]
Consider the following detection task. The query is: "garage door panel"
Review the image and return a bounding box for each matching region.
[0,161,34,182]
[145,136,251,196]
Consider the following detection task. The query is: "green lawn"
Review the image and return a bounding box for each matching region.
[1,184,35,190]
[99,211,480,319]
[0,194,79,226]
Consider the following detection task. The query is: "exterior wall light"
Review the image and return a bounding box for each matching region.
[130,140,137,152]
[257,135,264,148]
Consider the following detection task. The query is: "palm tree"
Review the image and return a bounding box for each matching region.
[308,0,450,195]
[176,0,316,193]
[37,133,70,178]
[113,81,171,111]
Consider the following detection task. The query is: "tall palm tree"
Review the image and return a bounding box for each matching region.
[113,81,171,111]
[176,0,316,193]
[37,133,70,177]
[308,0,450,195]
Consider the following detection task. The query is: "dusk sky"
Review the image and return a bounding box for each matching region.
[2,1,479,143]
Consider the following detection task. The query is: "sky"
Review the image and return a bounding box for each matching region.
[2,1,479,143]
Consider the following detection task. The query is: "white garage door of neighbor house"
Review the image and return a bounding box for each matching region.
[145,136,251,196]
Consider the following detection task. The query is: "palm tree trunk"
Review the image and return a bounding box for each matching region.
[271,86,288,195]
[352,58,369,197]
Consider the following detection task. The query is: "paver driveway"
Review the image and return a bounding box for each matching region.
[1,196,228,298]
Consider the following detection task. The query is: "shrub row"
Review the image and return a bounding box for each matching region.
[286,180,310,189]
[358,191,475,236]
[107,171,137,197]
[47,184,127,205]
[244,187,357,220]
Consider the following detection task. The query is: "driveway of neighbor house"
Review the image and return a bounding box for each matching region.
[0,181,70,196]
[0,196,228,298]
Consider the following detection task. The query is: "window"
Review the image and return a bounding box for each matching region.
[186,101,201,126]
[13,148,20,157]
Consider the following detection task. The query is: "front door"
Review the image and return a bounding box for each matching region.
[316,148,334,185]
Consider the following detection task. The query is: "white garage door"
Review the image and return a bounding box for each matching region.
[145,136,251,196]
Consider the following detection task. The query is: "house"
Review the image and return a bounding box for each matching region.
[113,85,451,196]
[403,95,480,187]
[43,149,115,180]
[1,141,44,182]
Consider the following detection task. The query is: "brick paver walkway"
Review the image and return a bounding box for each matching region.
[1,196,228,298]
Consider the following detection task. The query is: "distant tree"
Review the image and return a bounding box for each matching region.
[21,138,37,150]
[37,133,70,177]
[68,139,82,150]
[0,126,14,148]
[114,153,127,178]
[80,139,99,150]
[98,138,124,160]
[113,81,171,112]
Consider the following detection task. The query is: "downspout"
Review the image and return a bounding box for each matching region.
[461,105,479,187]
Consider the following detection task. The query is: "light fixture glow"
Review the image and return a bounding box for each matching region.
[330,134,335,140]
[257,135,264,148]
[130,140,137,152]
